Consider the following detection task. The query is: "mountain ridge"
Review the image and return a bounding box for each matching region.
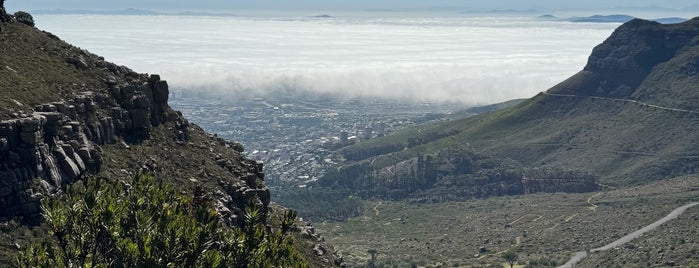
[323,16,699,200]
[0,9,339,267]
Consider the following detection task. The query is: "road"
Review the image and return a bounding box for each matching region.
[541,92,699,114]
[558,202,699,268]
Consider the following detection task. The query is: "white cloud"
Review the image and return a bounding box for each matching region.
[36,15,617,105]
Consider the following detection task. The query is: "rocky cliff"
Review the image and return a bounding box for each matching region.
[0,11,341,267]
[0,12,269,226]
[549,18,699,101]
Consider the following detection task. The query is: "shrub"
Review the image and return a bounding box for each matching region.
[13,11,34,27]
[17,174,308,268]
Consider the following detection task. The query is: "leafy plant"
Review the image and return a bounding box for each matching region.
[17,174,308,268]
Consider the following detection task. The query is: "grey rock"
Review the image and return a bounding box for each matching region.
[129,109,150,136]
[153,80,169,105]
[149,74,161,84]
[58,155,80,181]
[19,117,40,133]
[132,94,150,109]
[19,132,39,145]
[105,75,118,86]
[0,121,17,136]
[0,138,8,151]
[67,55,89,69]
[53,102,69,114]
[40,144,62,187]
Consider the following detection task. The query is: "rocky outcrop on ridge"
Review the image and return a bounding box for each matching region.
[0,18,270,227]
[0,0,9,22]
[549,17,699,99]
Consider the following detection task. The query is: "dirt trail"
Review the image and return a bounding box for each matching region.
[542,92,699,114]
[373,201,382,216]
[557,202,699,268]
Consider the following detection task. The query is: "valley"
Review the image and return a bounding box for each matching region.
[317,176,699,267]
[2,1,699,266]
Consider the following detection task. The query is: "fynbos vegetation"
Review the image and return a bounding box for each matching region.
[18,174,308,268]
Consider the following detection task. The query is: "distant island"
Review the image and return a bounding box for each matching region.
[537,14,688,24]
[30,8,238,17]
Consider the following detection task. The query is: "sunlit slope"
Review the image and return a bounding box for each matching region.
[338,17,699,186]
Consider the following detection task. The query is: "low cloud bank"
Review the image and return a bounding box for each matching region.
[36,15,617,105]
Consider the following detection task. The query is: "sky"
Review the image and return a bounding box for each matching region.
[6,0,699,12]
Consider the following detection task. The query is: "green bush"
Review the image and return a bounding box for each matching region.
[17,174,307,268]
[13,11,34,27]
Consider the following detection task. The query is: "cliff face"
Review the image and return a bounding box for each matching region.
[0,17,268,227]
[549,17,699,100]
[329,17,699,188]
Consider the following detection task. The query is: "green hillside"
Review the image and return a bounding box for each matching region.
[329,17,699,193]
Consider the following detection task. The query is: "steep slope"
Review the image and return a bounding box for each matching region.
[0,12,338,267]
[328,17,699,196]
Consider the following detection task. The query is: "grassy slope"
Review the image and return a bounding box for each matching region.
[318,176,699,267]
[0,22,108,117]
[346,91,699,186]
[0,20,334,267]
[338,20,699,186]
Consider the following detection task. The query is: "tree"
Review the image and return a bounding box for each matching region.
[17,174,308,268]
[502,251,518,268]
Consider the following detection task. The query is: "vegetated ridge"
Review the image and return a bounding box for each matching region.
[319,17,699,203]
[0,7,338,267]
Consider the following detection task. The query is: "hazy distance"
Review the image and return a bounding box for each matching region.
[34,15,622,105]
[7,0,699,13]
[14,0,695,105]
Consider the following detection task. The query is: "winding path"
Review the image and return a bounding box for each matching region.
[541,92,699,114]
[557,202,699,268]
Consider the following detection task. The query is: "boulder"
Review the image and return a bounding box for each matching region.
[67,55,89,69]
[39,144,62,187]
[54,147,80,181]
[105,75,118,86]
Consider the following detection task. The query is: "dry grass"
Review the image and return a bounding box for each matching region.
[317,176,699,267]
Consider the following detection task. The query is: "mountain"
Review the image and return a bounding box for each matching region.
[0,9,338,267]
[321,17,699,201]
[568,14,635,23]
[536,14,688,24]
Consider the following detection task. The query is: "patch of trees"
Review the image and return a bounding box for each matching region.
[341,143,404,161]
[320,147,598,204]
[340,129,460,161]
[274,188,364,222]
[18,174,308,268]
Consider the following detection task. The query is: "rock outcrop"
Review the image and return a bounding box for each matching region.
[0,0,10,22]
[549,17,699,98]
[0,73,170,220]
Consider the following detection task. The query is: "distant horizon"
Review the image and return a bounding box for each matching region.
[33,15,619,105]
[5,0,699,14]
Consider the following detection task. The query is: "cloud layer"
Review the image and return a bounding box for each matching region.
[36,15,617,105]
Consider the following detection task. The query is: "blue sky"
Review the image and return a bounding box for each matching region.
[6,0,699,12]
